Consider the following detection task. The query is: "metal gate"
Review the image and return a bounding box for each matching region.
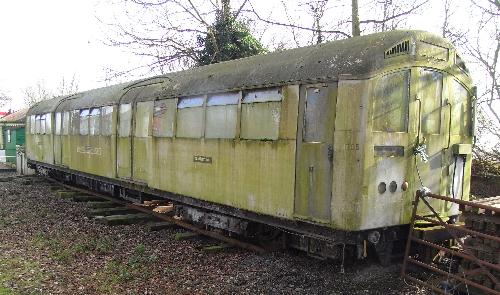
[401,190,500,294]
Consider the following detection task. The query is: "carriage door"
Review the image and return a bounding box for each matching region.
[117,104,133,179]
[294,83,337,223]
[417,69,445,212]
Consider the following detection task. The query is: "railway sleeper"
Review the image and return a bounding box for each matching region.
[41,167,407,263]
[96,213,157,226]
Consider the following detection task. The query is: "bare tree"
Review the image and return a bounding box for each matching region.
[98,0,259,81]
[0,91,11,109]
[248,0,428,42]
[440,0,500,174]
[23,80,54,107]
[23,76,80,107]
[57,74,79,98]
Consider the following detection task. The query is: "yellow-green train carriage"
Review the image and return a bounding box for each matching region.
[26,30,475,261]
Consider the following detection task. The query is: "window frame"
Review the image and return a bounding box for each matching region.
[79,109,90,136]
[176,96,205,139]
[100,105,114,136]
[372,69,411,133]
[205,92,240,139]
[240,87,283,140]
[89,108,101,136]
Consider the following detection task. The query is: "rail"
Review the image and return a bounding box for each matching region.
[45,177,267,254]
[401,190,500,295]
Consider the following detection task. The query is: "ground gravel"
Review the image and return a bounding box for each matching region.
[0,172,431,295]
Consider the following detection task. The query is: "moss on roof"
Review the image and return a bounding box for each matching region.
[28,30,453,115]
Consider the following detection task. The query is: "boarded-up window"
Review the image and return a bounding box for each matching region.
[30,115,36,134]
[176,96,204,138]
[80,109,90,135]
[45,113,52,134]
[420,69,443,134]
[118,104,132,137]
[153,99,176,137]
[40,114,46,134]
[89,108,101,136]
[55,112,62,135]
[304,86,330,142]
[71,110,80,135]
[101,106,114,136]
[135,101,152,138]
[373,70,410,132]
[241,88,282,140]
[62,111,70,135]
[205,92,238,139]
[451,80,471,136]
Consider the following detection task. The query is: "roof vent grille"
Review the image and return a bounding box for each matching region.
[385,40,410,58]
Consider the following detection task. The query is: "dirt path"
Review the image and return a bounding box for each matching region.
[0,173,428,295]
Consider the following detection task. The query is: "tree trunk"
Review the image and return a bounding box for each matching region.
[352,0,361,37]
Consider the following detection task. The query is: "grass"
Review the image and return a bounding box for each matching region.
[96,243,157,293]
[32,232,117,264]
[0,256,46,295]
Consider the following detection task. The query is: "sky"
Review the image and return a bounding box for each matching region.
[0,0,474,112]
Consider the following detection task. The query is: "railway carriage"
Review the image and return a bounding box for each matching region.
[26,30,475,261]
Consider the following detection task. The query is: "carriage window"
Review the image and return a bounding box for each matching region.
[420,69,443,134]
[71,110,80,135]
[205,92,238,139]
[241,88,282,140]
[80,109,90,135]
[153,99,176,137]
[176,96,204,138]
[304,86,330,142]
[40,114,46,134]
[118,104,132,137]
[35,115,41,134]
[45,113,52,134]
[101,106,114,136]
[373,70,410,132]
[62,112,70,135]
[89,108,101,136]
[55,112,62,135]
[451,80,471,136]
[135,101,152,138]
[30,115,36,134]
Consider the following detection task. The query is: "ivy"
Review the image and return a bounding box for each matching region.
[196,2,266,66]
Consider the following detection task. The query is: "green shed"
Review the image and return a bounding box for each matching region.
[0,109,27,164]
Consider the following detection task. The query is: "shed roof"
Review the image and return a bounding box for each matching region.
[28,30,453,114]
[0,108,28,124]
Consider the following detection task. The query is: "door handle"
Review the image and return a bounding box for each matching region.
[445,101,452,149]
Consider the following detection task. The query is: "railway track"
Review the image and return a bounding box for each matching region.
[41,176,267,254]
